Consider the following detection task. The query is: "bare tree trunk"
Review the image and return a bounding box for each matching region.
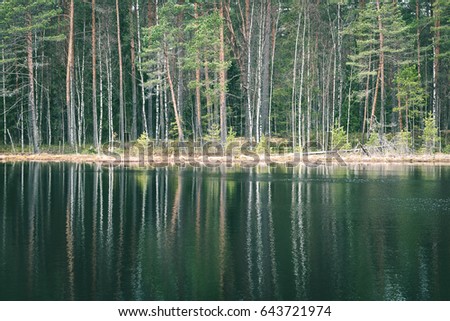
[98,20,104,146]
[176,0,185,120]
[432,0,440,130]
[76,23,86,148]
[204,61,212,131]
[331,45,337,128]
[246,3,254,143]
[268,1,280,139]
[106,32,113,150]
[66,0,76,148]
[77,51,86,149]
[376,0,385,134]
[116,0,125,147]
[346,66,353,143]
[306,22,312,148]
[255,2,263,143]
[136,0,148,135]
[21,93,24,152]
[163,63,169,142]
[130,8,138,141]
[261,0,272,137]
[416,0,421,80]
[298,11,307,149]
[219,1,227,144]
[194,3,202,141]
[397,83,403,131]
[47,90,51,145]
[291,9,302,148]
[2,43,6,145]
[337,3,343,125]
[362,49,372,140]
[92,0,99,150]
[164,47,184,141]
[26,18,40,153]
[370,67,380,132]
[38,42,44,145]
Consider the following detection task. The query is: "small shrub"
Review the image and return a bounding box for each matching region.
[421,113,440,154]
[443,145,450,154]
[394,131,412,154]
[366,133,379,147]
[135,132,151,148]
[331,125,351,150]
[227,126,237,142]
[130,132,151,156]
[204,123,221,142]
[256,135,269,154]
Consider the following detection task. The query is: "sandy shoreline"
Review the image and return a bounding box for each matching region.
[1,152,450,166]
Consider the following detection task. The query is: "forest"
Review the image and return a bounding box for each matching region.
[0,0,449,154]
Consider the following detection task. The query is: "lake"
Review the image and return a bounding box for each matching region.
[0,162,449,300]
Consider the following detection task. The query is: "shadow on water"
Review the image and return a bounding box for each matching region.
[0,162,450,300]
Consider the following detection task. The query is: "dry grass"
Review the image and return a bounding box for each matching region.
[1,152,450,166]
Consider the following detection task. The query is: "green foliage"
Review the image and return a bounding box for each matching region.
[394,66,427,123]
[421,113,440,154]
[226,126,237,142]
[203,124,221,142]
[366,133,380,147]
[256,135,269,154]
[331,125,351,150]
[135,132,151,148]
[394,131,412,154]
[443,145,450,154]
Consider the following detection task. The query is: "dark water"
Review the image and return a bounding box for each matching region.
[0,162,450,301]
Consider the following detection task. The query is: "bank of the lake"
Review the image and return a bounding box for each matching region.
[1,152,450,166]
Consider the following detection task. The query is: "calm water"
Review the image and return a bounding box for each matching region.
[0,162,449,301]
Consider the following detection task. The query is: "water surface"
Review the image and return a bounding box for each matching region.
[0,162,449,300]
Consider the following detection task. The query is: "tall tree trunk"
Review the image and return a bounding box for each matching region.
[397,83,403,131]
[416,0,421,80]
[194,3,202,141]
[116,0,125,147]
[136,0,148,135]
[376,0,385,134]
[306,21,312,148]
[346,66,353,143]
[291,9,301,148]
[66,0,76,148]
[362,48,372,140]
[164,47,184,141]
[246,3,254,142]
[370,68,380,132]
[46,89,51,146]
[2,43,6,146]
[204,61,212,131]
[219,1,227,144]
[255,2,263,143]
[432,0,440,129]
[298,11,307,149]
[268,1,280,139]
[98,20,104,146]
[77,26,86,148]
[92,0,99,150]
[26,22,40,153]
[130,3,138,140]
[261,0,272,136]
[106,32,114,150]
[176,0,185,120]
[337,2,343,125]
